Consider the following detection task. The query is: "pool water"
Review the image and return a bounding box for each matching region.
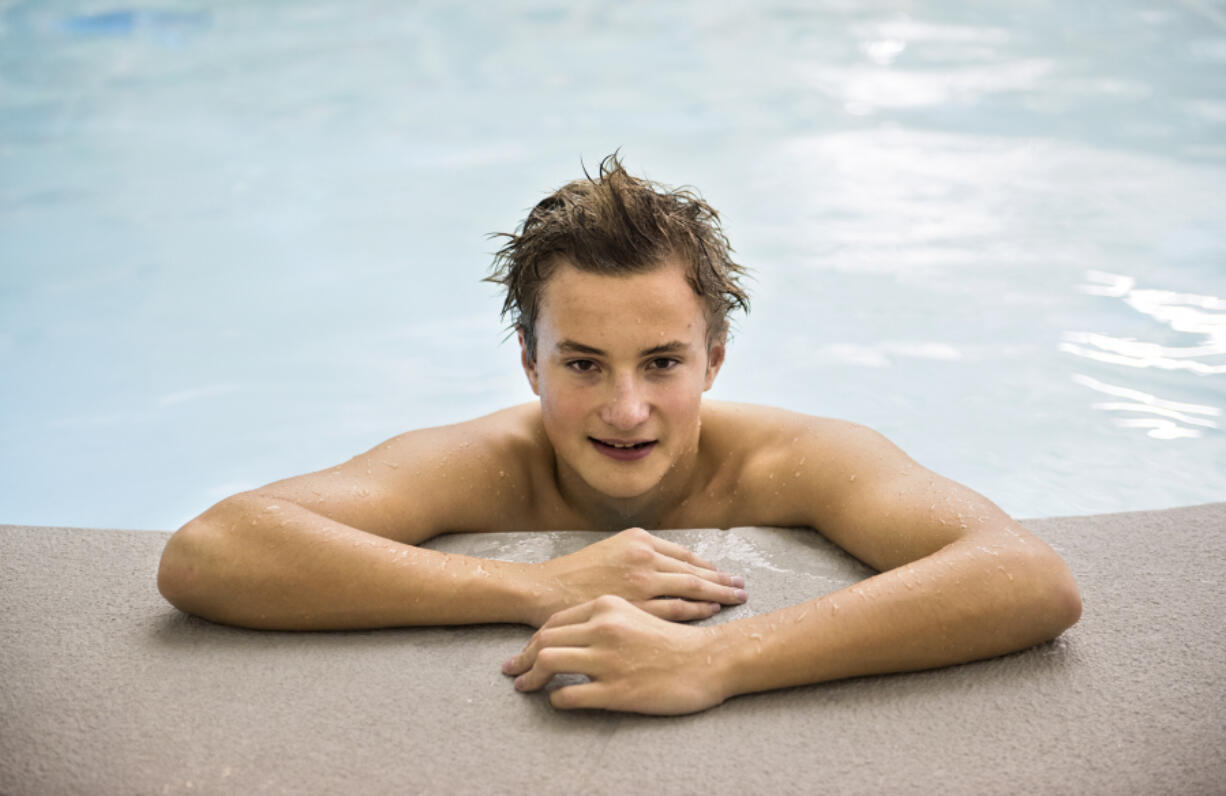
[2,1,1224,531]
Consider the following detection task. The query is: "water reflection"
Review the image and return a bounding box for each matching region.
[1065,270,1225,438]
[1071,374,1219,439]
[1063,270,1226,374]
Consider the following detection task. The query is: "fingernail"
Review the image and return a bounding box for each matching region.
[730,575,745,588]
[710,603,722,612]
[735,588,748,602]
[514,676,526,690]
[502,658,515,673]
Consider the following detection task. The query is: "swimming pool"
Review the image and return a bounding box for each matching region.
[2,1,1223,531]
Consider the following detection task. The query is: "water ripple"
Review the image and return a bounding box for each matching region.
[1065,270,1225,438]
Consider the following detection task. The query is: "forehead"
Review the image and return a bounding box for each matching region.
[537,260,707,349]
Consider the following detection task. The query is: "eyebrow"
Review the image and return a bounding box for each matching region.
[556,339,691,357]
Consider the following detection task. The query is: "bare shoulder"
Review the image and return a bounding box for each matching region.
[703,400,1021,572]
[250,403,553,544]
[700,401,919,528]
[702,400,896,466]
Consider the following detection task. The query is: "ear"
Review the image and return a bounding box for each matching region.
[518,326,540,395]
[703,335,726,391]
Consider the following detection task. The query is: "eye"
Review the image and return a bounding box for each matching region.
[648,357,680,371]
[566,359,598,373]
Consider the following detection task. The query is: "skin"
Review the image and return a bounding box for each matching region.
[158,257,1082,715]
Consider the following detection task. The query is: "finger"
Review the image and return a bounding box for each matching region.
[654,572,748,605]
[653,554,745,589]
[514,647,594,692]
[504,596,627,676]
[550,681,611,711]
[539,595,615,630]
[635,598,722,623]
[502,623,594,676]
[648,535,719,570]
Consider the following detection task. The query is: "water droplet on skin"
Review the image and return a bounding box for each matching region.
[265,505,279,512]
[793,471,801,478]
[849,474,857,482]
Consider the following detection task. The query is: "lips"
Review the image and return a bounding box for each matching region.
[590,437,657,461]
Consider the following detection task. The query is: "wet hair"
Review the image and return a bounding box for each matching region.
[486,152,750,360]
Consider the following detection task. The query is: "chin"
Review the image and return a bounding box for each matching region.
[580,459,667,501]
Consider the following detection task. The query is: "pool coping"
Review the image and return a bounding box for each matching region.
[2,503,1223,794]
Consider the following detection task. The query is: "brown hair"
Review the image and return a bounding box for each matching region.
[486,153,750,360]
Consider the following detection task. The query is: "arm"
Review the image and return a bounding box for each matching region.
[505,421,1081,713]
[157,410,746,630]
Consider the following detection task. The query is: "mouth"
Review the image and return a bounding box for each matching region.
[590,437,657,461]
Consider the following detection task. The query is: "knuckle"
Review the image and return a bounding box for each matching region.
[595,594,624,609]
[594,615,625,638]
[626,569,650,590]
[666,601,690,620]
[626,543,654,564]
[550,689,578,709]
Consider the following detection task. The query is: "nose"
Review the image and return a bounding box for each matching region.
[598,373,651,431]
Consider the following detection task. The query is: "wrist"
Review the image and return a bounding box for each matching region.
[702,620,755,703]
[498,560,558,627]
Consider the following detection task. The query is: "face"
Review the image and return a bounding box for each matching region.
[520,258,725,507]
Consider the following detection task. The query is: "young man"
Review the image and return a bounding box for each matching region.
[158,155,1081,716]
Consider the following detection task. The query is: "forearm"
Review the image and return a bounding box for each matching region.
[157,493,539,630]
[711,531,1081,698]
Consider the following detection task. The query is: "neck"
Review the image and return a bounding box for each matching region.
[555,447,704,532]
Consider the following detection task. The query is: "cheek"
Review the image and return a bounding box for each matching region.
[658,380,705,424]
[539,379,588,433]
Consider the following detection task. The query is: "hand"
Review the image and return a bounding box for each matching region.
[503,595,731,715]
[526,528,747,627]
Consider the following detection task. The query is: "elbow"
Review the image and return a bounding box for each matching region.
[157,512,232,617]
[1025,545,1082,640]
[1050,563,1083,634]
[157,522,204,614]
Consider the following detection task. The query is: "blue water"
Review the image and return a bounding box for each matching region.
[2,1,1224,531]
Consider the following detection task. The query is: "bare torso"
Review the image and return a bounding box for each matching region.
[254,399,886,551]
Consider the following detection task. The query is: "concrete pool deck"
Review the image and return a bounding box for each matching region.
[2,503,1223,794]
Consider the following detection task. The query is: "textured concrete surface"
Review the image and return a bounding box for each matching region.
[1,504,1224,795]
